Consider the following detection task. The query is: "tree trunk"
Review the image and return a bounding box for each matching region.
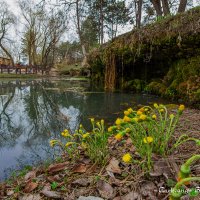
[135,0,143,28]
[161,0,170,15]
[178,0,187,13]
[150,0,163,16]
[100,0,104,44]
[0,42,15,66]
[75,0,88,66]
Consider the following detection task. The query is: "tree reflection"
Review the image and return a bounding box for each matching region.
[0,79,88,180]
[0,83,23,148]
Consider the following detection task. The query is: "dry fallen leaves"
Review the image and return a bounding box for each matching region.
[24,170,37,181]
[48,162,68,174]
[24,181,38,193]
[106,157,121,174]
[72,178,91,187]
[72,163,87,173]
[41,185,62,199]
[97,180,116,199]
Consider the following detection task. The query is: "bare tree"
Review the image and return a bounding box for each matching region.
[19,0,67,69]
[19,0,43,66]
[0,1,15,66]
[40,9,68,68]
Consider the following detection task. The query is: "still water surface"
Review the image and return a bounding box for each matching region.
[0,79,169,181]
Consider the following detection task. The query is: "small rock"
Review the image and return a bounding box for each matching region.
[77,196,104,200]
[7,190,14,196]
[19,194,42,200]
[122,191,141,200]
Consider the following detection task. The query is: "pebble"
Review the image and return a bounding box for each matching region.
[77,196,104,200]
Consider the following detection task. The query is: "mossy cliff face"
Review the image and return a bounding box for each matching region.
[88,7,200,105]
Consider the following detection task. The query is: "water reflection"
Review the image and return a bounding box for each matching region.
[0,79,169,181]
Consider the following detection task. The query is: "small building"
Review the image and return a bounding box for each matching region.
[0,57,12,66]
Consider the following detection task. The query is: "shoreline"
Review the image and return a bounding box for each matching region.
[0,106,199,199]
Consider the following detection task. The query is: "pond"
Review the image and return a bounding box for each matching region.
[0,78,170,181]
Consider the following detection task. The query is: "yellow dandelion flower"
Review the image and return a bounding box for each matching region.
[143,136,153,144]
[139,114,147,121]
[124,110,130,116]
[137,110,143,115]
[154,103,158,108]
[144,108,149,112]
[178,104,185,111]
[127,108,133,113]
[82,133,90,139]
[115,133,123,140]
[131,117,139,122]
[139,108,145,112]
[108,127,113,132]
[159,108,164,113]
[50,140,57,147]
[123,116,131,122]
[65,142,74,147]
[64,129,68,133]
[96,121,101,128]
[122,153,132,163]
[79,124,83,128]
[61,131,70,137]
[152,114,157,120]
[90,118,95,123]
[125,128,131,133]
[101,119,104,125]
[115,118,122,125]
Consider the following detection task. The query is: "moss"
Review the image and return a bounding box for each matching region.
[146,81,167,95]
[122,79,146,91]
[88,6,200,105]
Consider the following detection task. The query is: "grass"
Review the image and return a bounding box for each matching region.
[56,62,84,75]
[0,73,40,79]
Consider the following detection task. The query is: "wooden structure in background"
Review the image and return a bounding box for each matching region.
[0,56,50,75]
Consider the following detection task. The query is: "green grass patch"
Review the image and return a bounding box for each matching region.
[0,74,39,79]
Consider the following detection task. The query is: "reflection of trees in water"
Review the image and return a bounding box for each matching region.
[0,85,23,147]
[0,79,89,180]
[22,81,76,140]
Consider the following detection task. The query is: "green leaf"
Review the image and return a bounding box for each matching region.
[189,188,199,197]
[51,182,58,190]
[166,179,176,187]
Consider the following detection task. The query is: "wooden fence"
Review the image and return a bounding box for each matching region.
[0,64,50,75]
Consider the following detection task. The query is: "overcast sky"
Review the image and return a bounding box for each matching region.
[4,0,200,43]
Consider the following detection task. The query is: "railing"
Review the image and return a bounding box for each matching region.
[0,64,50,75]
